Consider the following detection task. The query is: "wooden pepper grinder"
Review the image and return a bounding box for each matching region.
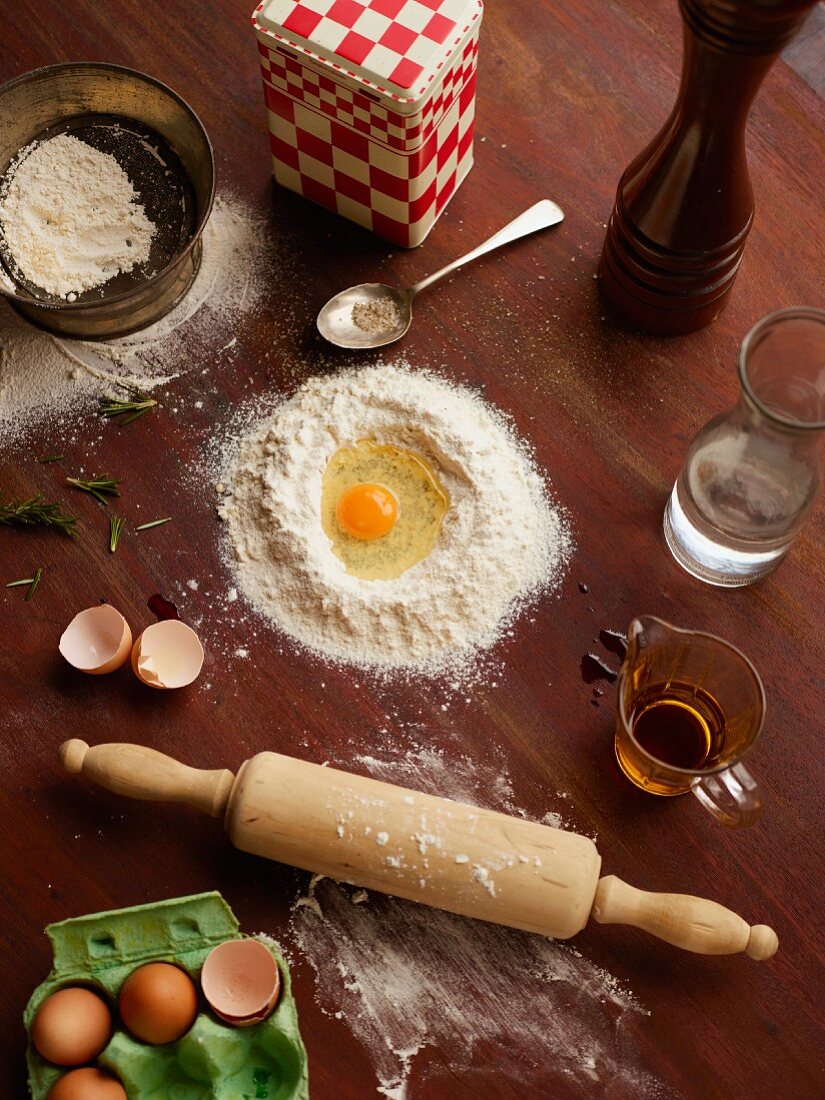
[598,0,816,335]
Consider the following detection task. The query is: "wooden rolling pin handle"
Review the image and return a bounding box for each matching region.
[59,740,235,819]
[591,875,778,960]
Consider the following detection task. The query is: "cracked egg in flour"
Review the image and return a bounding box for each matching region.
[321,440,449,580]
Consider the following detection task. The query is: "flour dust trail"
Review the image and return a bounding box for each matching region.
[290,877,667,1099]
[287,745,669,1099]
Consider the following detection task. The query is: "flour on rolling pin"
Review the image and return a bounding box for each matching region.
[329,786,545,901]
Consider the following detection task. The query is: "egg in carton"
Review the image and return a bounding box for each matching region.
[24,892,308,1099]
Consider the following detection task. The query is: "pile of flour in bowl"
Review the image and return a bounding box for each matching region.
[220,364,571,674]
[0,133,155,299]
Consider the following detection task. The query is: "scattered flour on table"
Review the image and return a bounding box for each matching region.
[290,876,666,1100]
[0,133,155,298]
[352,742,580,834]
[0,194,270,450]
[284,748,643,1098]
[219,364,572,676]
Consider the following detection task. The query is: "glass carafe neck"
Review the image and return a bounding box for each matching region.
[738,307,825,435]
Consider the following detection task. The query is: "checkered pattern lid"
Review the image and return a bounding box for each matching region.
[254,0,482,102]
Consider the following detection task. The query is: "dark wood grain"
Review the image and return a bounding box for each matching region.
[1,2,823,1098]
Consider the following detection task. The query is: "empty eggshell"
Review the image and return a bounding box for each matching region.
[131,620,204,690]
[59,606,132,675]
[200,939,281,1027]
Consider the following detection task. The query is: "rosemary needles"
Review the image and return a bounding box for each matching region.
[0,496,77,536]
[100,390,157,425]
[26,567,42,600]
[6,567,43,601]
[106,515,172,551]
[66,475,121,506]
[135,517,172,532]
[109,516,125,553]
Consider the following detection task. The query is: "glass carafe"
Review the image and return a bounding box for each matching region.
[665,307,825,586]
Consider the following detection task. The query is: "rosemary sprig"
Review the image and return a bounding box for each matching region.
[0,496,77,536]
[66,475,120,506]
[25,567,42,601]
[135,517,171,532]
[100,391,157,425]
[6,577,35,588]
[109,515,125,553]
[39,454,64,464]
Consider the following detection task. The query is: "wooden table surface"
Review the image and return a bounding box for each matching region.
[1,2,823,1097]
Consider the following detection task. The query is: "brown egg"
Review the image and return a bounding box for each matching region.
[47,1067,127,1100]
[31,987,112,1066]
[119,962,198,1044]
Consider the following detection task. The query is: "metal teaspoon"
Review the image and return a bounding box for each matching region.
[316,199,565,350]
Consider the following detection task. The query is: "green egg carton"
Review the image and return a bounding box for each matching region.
[25,892,308,1099]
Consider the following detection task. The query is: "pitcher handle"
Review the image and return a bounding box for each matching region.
[692,762,761,828]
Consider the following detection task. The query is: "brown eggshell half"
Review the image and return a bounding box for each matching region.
[131,620,204,690]
[200,939,281,1027]
[59,606,132,675]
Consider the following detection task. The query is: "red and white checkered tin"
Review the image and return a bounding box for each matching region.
[252,0,483,247]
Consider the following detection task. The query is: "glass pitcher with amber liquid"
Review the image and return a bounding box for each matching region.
[615,616,765,827]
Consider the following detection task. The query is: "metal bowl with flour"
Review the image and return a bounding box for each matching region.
[0,63,214,339]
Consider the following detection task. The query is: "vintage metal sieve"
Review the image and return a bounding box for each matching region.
[0,63,214,339]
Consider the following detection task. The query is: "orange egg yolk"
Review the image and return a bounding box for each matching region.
[335,483,398,540]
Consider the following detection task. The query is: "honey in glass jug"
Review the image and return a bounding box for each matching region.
[615,616,765,827]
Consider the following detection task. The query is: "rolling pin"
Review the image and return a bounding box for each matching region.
[59,740,778,960]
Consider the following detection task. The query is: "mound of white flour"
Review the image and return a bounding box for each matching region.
[221,365,571,673]
[0,133,154,298]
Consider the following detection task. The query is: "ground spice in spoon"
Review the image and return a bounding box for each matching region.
[351,297,402,335]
